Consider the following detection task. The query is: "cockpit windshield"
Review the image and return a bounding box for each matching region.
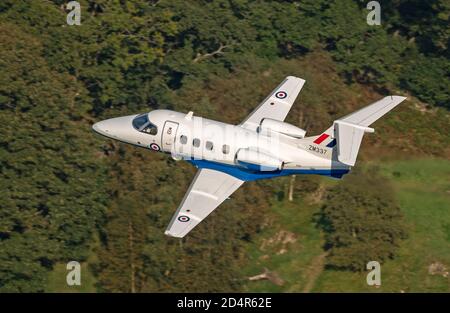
[132,113,158,135]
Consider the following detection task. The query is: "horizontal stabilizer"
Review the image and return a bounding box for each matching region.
[340,96,407,127]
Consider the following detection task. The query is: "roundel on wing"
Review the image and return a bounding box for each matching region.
[178,215,190,222]
[149,143,160,151]
[275,91,287,99]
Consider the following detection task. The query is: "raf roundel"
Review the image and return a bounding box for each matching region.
[178,215,190,222]
[275,91,287,99]
[149,143,160,151]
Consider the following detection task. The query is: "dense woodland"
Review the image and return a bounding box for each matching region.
[0,1,449,292]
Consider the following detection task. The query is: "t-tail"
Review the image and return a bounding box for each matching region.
[308,96,407,166]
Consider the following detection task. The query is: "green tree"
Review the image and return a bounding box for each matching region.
[0,22,108,291]
[93,145,269,292]
[0,0,447,292]
[379,0,450,57]
[399,52,450,108]
[316,168,407,271]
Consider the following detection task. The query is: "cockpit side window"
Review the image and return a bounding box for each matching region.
[142,124,157,135]
[132,113,148,130]
[132,113,158,136]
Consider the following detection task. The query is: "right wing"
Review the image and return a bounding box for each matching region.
[239,76,305,131]
[165,168,244,238]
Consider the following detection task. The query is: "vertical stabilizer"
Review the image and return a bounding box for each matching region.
[306,96,407,166]
[334,121,374,166]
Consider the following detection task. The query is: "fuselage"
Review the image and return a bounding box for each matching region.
[92,109,350,181]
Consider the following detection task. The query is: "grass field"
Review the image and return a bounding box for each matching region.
[243,159,450,292]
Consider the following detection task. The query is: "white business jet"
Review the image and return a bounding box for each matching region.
[93,76,406,237]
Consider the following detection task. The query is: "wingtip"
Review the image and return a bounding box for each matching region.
[164,230,184,238]
[286,75,306,83]
[390,95,408,102]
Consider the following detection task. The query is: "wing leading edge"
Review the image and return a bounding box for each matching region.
[165,168,244,238]
[239,76,305,131]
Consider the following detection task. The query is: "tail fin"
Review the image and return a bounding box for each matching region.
[308,96,407,166]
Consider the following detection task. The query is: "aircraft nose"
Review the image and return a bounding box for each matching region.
[92,120,108,135]
[92,115,138,142]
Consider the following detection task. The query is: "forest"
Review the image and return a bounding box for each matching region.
[0,0,449,292]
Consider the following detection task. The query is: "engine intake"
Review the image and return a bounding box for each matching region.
[258,118,306,139]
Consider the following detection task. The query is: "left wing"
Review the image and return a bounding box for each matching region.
[239,76,305,131]
[165,168,244,238]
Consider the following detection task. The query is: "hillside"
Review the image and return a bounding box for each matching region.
[166,52,450,292]
[0,0,448,292]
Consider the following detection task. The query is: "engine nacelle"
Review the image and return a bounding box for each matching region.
[235,148,283,172]
[258,118,306,139]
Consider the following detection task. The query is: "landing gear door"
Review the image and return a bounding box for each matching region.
[162,121,179,152]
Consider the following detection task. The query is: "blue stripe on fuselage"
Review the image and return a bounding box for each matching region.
[187,159,350,181]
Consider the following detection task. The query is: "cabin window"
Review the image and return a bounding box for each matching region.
[193,138,201,148]
[222,144,230,154]
[180,135,188,144]
[205,141,214,151]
